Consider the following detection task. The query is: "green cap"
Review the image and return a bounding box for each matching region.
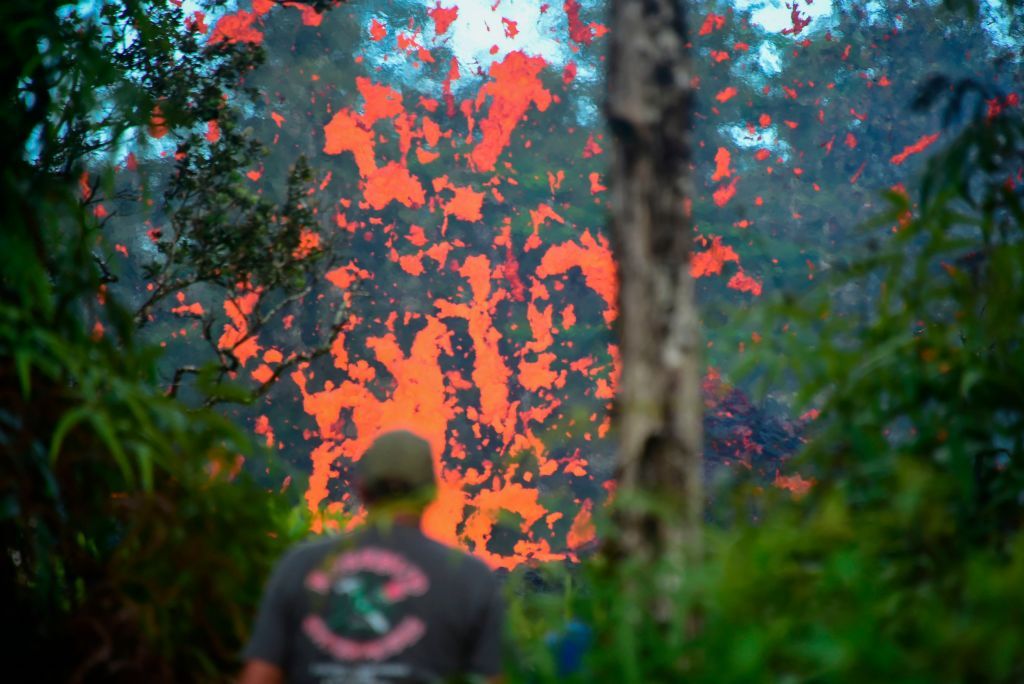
[356,430,436,493]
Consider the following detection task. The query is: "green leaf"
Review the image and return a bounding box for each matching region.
[87,411,134,487]
[959,369,984,398]
[49,405,91,463]
[14,348,32,397]
[136,443,155,492]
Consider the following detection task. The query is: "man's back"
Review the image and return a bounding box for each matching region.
[243,522,503,684]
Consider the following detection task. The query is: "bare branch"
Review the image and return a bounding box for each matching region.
[166,365,201,398]
[204,300,348,407]
[92,252,118,284]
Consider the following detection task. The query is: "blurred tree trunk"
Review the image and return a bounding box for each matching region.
[607,0,702,563]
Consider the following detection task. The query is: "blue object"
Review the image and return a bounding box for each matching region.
[544,619,593,676]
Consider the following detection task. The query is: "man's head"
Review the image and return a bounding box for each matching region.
[355,430,436,512]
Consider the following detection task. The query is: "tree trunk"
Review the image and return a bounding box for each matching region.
[607,0,702,562]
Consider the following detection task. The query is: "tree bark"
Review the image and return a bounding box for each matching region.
[607,0,702,562]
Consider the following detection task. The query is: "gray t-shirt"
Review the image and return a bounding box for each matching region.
[244,523,503,683]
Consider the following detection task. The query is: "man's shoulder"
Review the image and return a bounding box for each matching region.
[276,534,346,571]
[289,534,343,555]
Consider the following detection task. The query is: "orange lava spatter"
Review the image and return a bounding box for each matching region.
[712,175,740,207]
[691,237,740,278]
[218,288,263,367]
[209,10,264,44]
[564,0,594,45]
[323,109,377,175]
[699,13,727,36]
[890,132,940,165]
[469,51,553,172]
[527,203,565,251]
[536,231,618,323]
[428,3,458,35]
[712,146,733,181]
[284,1,323,26]
[357,77,405,127]
[363,162,426,210]
[443,184,485,222]
[435,256,516,445]
[727,270,763,296]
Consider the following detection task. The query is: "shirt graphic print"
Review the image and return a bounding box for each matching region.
[302,547,430,662]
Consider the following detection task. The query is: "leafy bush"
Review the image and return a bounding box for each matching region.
[0,2,313,680]
[1,307,306,681]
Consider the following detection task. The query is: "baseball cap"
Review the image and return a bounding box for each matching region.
[356,430,436,495]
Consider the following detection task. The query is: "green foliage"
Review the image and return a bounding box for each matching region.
[507,498,1024,683]
[1,306,305,680]
[158,144,322,297]
[0,1,317,680]
[779,73,1024,550]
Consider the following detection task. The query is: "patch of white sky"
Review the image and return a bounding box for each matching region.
[756,41,784,75]
[723,122,793,159]
[978,0,1022,53]
[431,0,575,73]
[732,0,833,33]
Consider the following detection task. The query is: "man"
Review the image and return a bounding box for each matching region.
[240,431,504,683]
